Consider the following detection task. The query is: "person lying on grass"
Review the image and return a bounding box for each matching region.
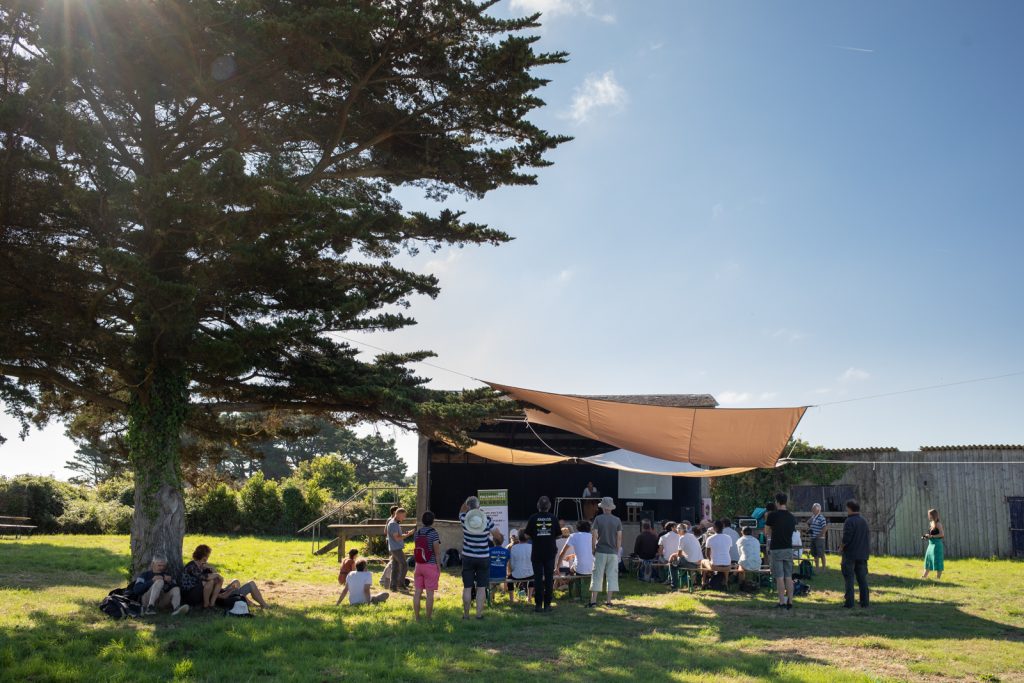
[338,560,389,606]
[130,555,189,616]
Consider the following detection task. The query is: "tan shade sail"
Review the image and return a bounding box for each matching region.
[461,440,566,466]
[488,382,806,468]
[463,440,756,477]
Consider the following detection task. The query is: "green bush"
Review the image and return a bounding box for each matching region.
[55,498,131,534]
[55,498,103,534]
[96,473,135,507]
[185,483,241,533]
[97,501,133,534]
[238,473,284,534]
[0,474,84,532]
[280,483,314,533]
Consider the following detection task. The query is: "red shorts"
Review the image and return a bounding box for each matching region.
[414,562,440,591]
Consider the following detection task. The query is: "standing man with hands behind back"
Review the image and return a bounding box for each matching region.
[524,495,560,613]
[765,492,797,610]
[840,499,870,609]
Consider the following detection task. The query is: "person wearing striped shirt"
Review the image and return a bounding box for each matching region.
[459,495,501,620]
[809,503,829,569]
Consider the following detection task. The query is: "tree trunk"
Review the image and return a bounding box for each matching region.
[128,365,188,575]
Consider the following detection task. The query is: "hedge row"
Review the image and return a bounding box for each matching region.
[0,473,331,535]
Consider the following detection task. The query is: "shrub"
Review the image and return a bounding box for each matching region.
[0,475,84,532]
[96,473,135,507]
[238,473,284,534]
[280,483,315,533]
[54,498,131,534]
[55,498,103,534]
[97,501,133,534]
[185,483,241,533]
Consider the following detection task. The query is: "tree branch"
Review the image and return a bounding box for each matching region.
[0,363,127,410]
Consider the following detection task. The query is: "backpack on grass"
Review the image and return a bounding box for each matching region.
[99,588,143,619]
[793,579,810,597]
[442,548,460,568]
[798,559,814,579]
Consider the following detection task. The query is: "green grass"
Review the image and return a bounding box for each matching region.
[1,536,1022,682]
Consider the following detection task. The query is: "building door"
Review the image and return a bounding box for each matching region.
[1009,497,1024,558]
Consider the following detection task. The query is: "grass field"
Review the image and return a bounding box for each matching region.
[1,535,1022,682]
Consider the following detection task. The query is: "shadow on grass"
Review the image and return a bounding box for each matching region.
[0,542,128,589]
[1,598,836,682]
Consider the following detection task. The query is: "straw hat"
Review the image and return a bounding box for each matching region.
[463,508,488,533]
[598,496,616,511]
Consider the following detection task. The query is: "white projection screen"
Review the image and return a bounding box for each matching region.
[617,471,673,500]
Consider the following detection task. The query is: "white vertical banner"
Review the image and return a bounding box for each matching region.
[478,488,509,542]
[702,497,713,522]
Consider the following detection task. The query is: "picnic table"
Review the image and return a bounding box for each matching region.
[326,523,415,560]
[0,515,36,538]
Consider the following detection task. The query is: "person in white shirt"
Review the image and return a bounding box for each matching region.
[507,532,534,602]
[668,523,704,588]
[700,520,735,588]
[735,525,763,582]
[555,520,595,576]
[581,482,600,499]
[339,560,389,606]
[658,524,681,562]
[721,518,741,563]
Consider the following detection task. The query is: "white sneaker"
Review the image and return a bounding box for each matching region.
[172,605,190,616]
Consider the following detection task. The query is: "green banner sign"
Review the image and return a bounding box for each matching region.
[478,488,508,506]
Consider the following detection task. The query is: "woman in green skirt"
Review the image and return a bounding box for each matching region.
[921,508,944,579]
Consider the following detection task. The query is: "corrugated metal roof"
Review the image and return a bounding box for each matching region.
[919,444,1024,451]
[820,447,900,454]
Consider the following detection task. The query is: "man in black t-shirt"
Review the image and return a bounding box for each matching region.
[765,492,797,609]
[524,495,560,613]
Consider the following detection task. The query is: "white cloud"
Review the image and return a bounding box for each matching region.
[424,249,462,274]
[555,268,574,284]
[811,388,832,395]
[567,71,627,123]
[510,0,615,23]
[839,367,870,382]
[711,203,725,220]
[770,327,805,343]
[718,391,753,405]
[758,392,778,401]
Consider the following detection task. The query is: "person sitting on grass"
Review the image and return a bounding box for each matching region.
[181,544,223,609]
[700,519,734,589]
[735,526,763,584]
[335,548,360,606]
[339,560,389,606]
[184,545,270,610]
[131,555,188,616]
[412,511,442,622]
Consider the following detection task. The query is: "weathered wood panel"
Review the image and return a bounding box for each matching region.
[832,448,1024,558]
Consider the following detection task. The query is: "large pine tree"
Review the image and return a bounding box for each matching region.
[0,0,568,571]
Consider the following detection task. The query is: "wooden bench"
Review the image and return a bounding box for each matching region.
[326,523,415,559]
[485,574,591,605]
[0,516,36,539]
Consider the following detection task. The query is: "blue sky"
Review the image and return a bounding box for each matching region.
[3,0,1023,478]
